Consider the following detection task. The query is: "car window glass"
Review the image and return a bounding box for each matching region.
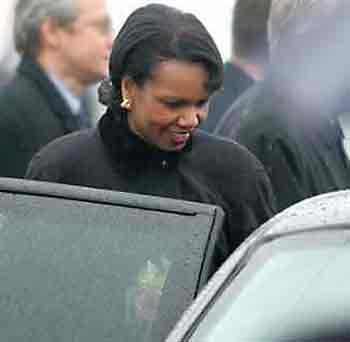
[0,193,213,342]
[189,230,350,342]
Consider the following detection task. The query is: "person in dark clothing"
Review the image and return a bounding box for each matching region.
[0,0,114,178]
[201,61,254,133]
[26,4,276,271]
[201,0,271,133]
[223,0,350,212]
[214,82,262,138]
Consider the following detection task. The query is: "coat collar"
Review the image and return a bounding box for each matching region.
[98,108,192,172]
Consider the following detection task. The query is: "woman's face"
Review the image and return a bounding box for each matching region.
[121,60,210,151]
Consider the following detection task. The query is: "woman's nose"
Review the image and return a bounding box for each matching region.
[177,107,207,129]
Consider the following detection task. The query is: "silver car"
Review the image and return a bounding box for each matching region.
[167,190,350,342]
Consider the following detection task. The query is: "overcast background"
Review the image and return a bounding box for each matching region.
[0,0,235,71]
[108,0,235,61]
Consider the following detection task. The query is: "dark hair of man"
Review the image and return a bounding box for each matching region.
[98,4,223,109]
[233,0,271,67]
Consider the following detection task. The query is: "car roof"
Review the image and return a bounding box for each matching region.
[166,190,350,342]
[261,190,350,236]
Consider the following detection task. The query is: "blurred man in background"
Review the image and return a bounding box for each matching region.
[222,0,350,211]
[201,0,271,133]
[0,0,18,86]
[0,0,114,178]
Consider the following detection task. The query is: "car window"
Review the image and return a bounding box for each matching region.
[188,229,350,342]
[0,191,219,342]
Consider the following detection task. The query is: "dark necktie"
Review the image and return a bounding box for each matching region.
[76,103,92,129]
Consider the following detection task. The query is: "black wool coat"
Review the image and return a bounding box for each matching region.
[0,56,84,178]
[26,110,276,270]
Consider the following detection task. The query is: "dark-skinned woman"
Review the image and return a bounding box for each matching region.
[26,4,276,273]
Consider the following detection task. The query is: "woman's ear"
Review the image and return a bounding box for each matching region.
[120,77,137,111]
[120,77,136,102]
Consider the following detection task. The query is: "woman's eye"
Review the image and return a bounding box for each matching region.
[197,100,208,108]
[162,99,208,109]
[195,100,209,110]
[163,101,183,109]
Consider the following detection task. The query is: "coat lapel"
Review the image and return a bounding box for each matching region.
[18,57,80,133]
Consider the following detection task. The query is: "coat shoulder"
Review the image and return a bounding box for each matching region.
[191,130,267,179]
[189,130,276,217]
[0,74,49,124]
[25,129,99,181]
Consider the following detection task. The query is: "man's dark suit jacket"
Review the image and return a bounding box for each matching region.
[230,83,350,212]
[214,83,262,139]
[0,56,85,178]
[200,61,253,133]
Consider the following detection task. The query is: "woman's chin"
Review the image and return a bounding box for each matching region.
[158,141,187,152]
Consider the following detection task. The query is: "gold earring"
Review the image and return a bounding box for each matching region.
[120,97,131,110]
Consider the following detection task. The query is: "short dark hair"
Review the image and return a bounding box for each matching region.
[233,0,271,66]
[99,4,223,108]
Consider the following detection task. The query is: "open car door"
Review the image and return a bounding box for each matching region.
[0,178,224,342]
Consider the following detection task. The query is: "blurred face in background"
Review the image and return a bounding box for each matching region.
[0,0,18,83]
[54,0,114,86]
[122,60,210,152]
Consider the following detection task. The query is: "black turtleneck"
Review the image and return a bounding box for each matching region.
[98,108,191,173]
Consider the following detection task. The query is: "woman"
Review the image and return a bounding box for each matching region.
[26,4,276,271]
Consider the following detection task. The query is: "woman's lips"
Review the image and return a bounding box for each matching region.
[172,132,190,145]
